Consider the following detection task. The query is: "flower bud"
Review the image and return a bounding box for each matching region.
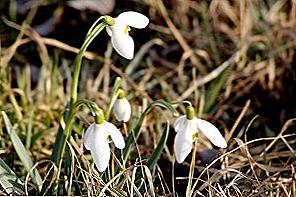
[113,90,131,122]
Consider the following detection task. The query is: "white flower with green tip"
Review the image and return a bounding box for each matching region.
[84,119,125,172]
[113,89,131,122]
[104,11,149,59]
[174,106,227,163]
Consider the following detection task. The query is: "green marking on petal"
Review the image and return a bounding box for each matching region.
[192,132,199,140]
[124,26,131,34]
[186,106,195,120]
[104,16,116,26]
[107,135,112,141]
[118,89,125,99]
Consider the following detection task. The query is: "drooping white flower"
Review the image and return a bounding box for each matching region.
[113,97,131,122]
[84,121,125,172]
[113,89,131,122]
[104,11,149,59]
[174,106,227,163]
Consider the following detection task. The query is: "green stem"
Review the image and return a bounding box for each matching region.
[171,100,192,107]
[70,22,106,105]
[105,77,121,121]
[186,141,197,197]
[86,17,104,37]
[54,99,102,191]
[52,22,106,192]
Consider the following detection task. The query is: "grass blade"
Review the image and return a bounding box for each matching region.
[0,157,23,195]
[1,111,43,192]
[147,121,170,170]
[143,165,155,197]
[123,100,178,162]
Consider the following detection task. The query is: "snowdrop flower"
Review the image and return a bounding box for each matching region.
[113,89,131,122]
[104,11,149,59]
[84,115,125,172]
[174,106,227,163]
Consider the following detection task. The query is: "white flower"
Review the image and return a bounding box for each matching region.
[105,11,149,59]
[83,122,125,172]
[174,112,227,163]
[113,97,131,122]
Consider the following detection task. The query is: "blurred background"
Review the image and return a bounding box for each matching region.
[1,0,296,135]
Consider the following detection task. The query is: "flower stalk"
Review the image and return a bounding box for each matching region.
[53,22,106,190]
[51,11,149,192]
[186,141,198,197]
[70,22,106,105]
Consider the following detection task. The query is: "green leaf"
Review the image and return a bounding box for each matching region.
[1,111,43,192]
[52,99,100,169]
[0,157,23,195]
[123,100,178,162]
[147,121,170,170]
[51,101,70,165]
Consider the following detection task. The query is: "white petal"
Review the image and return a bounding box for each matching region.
[89,123,110,172]
[107,22,125,37]
[90,131,110,172]
[187,119,199,135]
[174,122,194,163]
[103,121,125,149]
[83,123,97,150]
[195,118,227,148]
[174,115,187,132]
[111,25,134,59]
[113,98,131,122]
[117,11,149,28]
[106,26,112,36]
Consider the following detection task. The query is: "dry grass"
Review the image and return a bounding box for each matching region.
[0,0,296,196]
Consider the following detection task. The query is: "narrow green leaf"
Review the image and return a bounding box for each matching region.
[51,101,70,165]
[123,100,178,162]
[25,110,33,149]
[51,124,67,165]
[1,111,43,192]
[147,121,170,170]
[52,99,100,168]
[0,158,23,195]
